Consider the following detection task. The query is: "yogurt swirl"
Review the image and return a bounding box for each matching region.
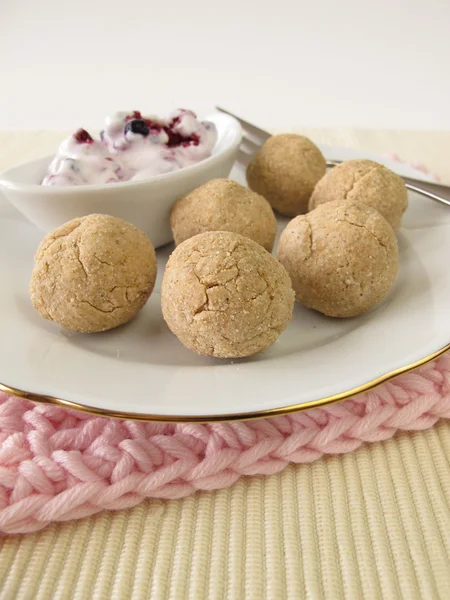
[42,109,217,186]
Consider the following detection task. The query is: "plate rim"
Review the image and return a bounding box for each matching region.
[1,343,448,423]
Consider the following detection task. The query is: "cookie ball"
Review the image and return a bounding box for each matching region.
[246,134,326,217]
[30,214,157,332]
[170,178,277,251]
[309,159,408,230]
[161,231,295,358]
[277,201,398,318]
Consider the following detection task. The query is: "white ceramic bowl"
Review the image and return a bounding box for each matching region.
[0,112,242,248]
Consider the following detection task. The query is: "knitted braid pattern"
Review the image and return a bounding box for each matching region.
[0,353,449,534]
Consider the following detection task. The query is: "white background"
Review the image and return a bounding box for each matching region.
[1,0,449,131]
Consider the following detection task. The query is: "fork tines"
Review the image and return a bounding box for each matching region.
[216,107,272,167]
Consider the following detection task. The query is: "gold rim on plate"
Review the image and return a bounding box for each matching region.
[0,344,448,423]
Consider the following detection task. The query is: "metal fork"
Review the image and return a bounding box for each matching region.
[216,107,450,208]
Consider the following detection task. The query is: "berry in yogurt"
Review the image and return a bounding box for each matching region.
[124,119,150,136]
[42,109,217,186]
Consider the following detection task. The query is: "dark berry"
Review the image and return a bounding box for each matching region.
[74,128,93,144]
[164,129,184,147]
[125,119,150,136]
[163,111,201,147]
[170,115,181,128]
[164,126,200,148]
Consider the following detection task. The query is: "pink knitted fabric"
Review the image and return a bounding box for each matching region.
[0,353,448,534]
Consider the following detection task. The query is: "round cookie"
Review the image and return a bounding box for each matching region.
[246,134,326,217]
[309,159,408,230]
[161,231,295,358]
[170,178,277,251]
[30,214,157,333]
[277,201,398,318]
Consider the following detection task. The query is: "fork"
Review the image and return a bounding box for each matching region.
[216,107,450,208]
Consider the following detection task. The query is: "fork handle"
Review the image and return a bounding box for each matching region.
[402,178,450,208]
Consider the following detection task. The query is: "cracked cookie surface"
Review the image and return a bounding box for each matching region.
[246,134,326,218]
[161,231,295,358]
[309,159,408,230]
[277,200,398,318]
[170,178,277,251]
[30,214,157,332]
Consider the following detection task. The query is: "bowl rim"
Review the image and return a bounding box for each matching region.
[0,112,243,193]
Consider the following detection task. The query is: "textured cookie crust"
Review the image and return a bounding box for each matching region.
[170,178,277,251]
[277,201,398,318]
[309,159,408,230]
[30,214,157,332]
[246,134,326,217]
[162,231,295,358]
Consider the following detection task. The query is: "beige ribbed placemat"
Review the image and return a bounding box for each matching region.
[1,423,450,600]
[1,130,450,600]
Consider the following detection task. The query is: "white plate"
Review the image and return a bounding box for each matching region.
[0,148,449,421]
